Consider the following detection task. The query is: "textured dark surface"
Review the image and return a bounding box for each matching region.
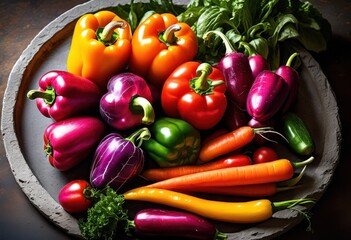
[0,0,350,239]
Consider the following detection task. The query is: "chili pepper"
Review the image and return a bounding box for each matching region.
[281,112,314,156]
[203,31,253,110]
[240,41,270,79]
[99,72,155,130]
[142,117,201,168]
[128,13,198,89]
[90,128,151,191]
[27,71,102,121]
[124,187,315,224]
[66,10,132,90]
[276,52,300,113]
[44,116,108,171]
[161,61,227,130]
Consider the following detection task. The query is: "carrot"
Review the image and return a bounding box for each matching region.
[202,128,228,145]
[124,187,315,224]
[140,154,252,181]
[197,126,273,164]
[145,157,314,191]
[179,166,307,197]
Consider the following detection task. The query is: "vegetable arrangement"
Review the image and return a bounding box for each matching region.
[26,0,331,239]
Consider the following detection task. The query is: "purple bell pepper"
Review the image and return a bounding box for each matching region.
[276,52,300,113]
[44,116,108,171]
[27,71,103,121]
[246,70,289,122]
[204,30,253,110]
[100,72,155,130]
[90,127,150,191]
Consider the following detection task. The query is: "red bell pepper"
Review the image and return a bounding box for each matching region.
[161,62,227,130]
[44,116,108,171]
[27,71,103,121]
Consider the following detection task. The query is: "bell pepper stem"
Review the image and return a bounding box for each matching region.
[126,127,151,148]
[162,24,181,45]
[203,30,236,55]
[194,63,212,90]
[130,96,155,125]
[44,142,53,156]
[190,63,225,95]
[97,21,126,46]
[27,86,56,105]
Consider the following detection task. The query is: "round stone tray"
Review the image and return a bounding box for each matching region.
[1,0,341,239]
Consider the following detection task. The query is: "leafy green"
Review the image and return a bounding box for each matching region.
[179,0,331,69]
[79,187,131,240]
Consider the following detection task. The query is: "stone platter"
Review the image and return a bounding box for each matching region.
[1,0,341,239]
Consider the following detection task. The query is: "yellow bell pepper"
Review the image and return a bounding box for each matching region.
[67,11,132,90]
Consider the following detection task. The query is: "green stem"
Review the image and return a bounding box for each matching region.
[291,157,314,169]
[27,86,56,105]
[272,198,315,213]
[239,41,257,56]
[203,30,236,55]
[162,24,181,45]
[126,127,151,148]
[130,96,155,125]
[44,142,53,156]
[97,21,126,46]
[278,165,307,187]
[194,63,212,91]
[215,230,228,240]
[286,52,299,67]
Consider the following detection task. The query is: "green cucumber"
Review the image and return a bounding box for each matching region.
[282,112,314,156]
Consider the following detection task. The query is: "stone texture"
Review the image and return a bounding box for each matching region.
[1,0,341,239]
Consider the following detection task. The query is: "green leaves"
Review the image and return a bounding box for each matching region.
[180,0,331,69]
[79,187,129,240]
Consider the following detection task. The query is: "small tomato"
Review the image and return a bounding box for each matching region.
[253,146,278,164]
[58,179,93,214]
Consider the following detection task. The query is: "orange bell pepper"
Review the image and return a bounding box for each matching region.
[128,13,198,89]
[67,11,132,90]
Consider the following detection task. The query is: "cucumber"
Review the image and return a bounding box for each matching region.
[282,112,314,156]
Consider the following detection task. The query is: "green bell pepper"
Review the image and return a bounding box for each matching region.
[142,117,201,167]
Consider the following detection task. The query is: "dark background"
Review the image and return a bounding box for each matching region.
[0,0,350,239]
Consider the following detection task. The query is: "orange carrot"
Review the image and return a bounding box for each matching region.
[202,128,228,145]
[145,157,314,191]
[141,154,252,181]
[197,126,272,164]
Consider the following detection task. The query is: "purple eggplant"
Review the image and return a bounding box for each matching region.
[246,70,289,122]
[133,209,227,240]
[100,72,155,130]
[90,127,150,191]
[276,52,300,113]
[204,31,253,110]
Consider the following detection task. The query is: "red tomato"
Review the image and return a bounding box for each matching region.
[253,146,278,164]
[58,180,93,214]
